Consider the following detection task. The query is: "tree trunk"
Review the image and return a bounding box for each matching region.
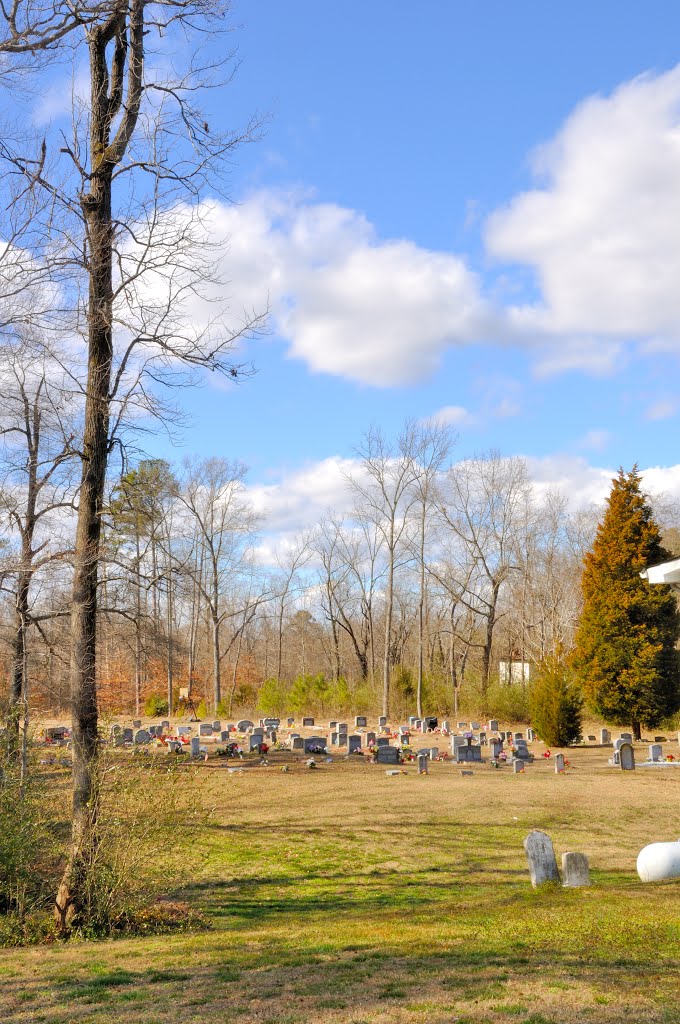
[632,719,641,741]
[212,612,221,710]
[55,13,124,928]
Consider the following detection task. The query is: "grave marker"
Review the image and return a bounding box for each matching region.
[523,830,560,886]
[620,742,635,770]
[562,852,590,887]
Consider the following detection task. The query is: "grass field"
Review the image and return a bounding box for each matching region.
[2,742,680,1024]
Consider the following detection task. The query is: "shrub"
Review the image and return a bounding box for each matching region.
[144,694,169,717]
[530,662,583,747]
[256,678,290,716]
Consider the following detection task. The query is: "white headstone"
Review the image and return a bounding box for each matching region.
[523,830,560,886]
[562,852,590,887]
[554,753,565,773]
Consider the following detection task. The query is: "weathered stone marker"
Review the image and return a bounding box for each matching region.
[523,830,560,886]
[512,759,524,774]
[417,752,428,774]
[562,852,590,887]
[554,753,565,773]
[619,741,635,770]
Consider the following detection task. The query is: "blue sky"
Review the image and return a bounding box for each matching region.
[36,2,680,532]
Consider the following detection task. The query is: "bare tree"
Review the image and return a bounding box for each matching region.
[179,457,260,711]
[438,452,532,702]
[0,336,77,740]
[0,0,266,930]
[348,426,421,716]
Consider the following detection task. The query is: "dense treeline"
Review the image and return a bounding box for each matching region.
[0,402,597,720]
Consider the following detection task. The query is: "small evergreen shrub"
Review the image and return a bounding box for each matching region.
[530,662,583,747]
[143,694,169,717]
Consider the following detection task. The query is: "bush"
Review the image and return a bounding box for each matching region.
[256,678,290,717]
[530,662,583,747]
[144,694,169,717]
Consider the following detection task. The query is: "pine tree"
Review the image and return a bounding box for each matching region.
[573,467,680,738]
[530,661,583,747]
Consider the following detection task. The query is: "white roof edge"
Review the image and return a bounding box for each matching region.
[641,557,680,584]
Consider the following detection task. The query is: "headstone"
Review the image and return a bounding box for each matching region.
[123,728,133,743]
[378,716,387,728]
[330,732,340,745]
[335,732,347,746]
[220,730,230,742]
[554,753,565,773]
[620,742,635,770]
[523,830,560,886]
[513,759,524,773]
[649,744,663,762]
[237,720,254,731]
[490,739,503,759]
[249,735,262,752]
[376,745,400,764]
[420,720,428,733]
[287,717,295,727]
[212,720,221,732]
[161,720,170,731]
[562,852,590,887]
[199,723,212,736]
[457,722,467,730]
[291,736,304,750]
[268,730,277,743]
[613,737,624,752]
[620,732,633,741]
[457,745,482,763]
[513,741,533,761]
[600,728,611,744]
[417,752,428,774]
[409,716,418,727]
[428,747,439,760]
[190,737,200,756]
[304,736,327,753]
[441,720,450,733]
[413,719,422,731]
[451,734,467,753]
[134,729,150,744]
[329,721,337,730]
[488,719,499,732]
[514,732,524,741]
[587,734,596,742]
[302,717,315,727]
[366,732,376,746]
[264,719,280,729]
[148,725,159,737]
[348,735,362,753]
[478,731,487,744]
[337,722,348,734]
[398,725,410,734]
[355,716,367,728]
[132,719,141,729]
[167,740,181,753]
[376,736,390,748]
[527,728,535,742]
[400,732,410,746]
[470,721,480,731]
[460,769,474,776]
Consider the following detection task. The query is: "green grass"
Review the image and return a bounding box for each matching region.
[2,746,680,1023]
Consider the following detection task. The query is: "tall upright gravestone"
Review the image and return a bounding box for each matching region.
[523,830,560,886]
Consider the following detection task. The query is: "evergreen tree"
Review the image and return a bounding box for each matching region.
[530,661,583,747]
[573,467,680,738]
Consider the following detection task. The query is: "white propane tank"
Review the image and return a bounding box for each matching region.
[636,841,680,882]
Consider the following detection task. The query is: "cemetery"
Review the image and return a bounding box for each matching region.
[2,709,680,1024]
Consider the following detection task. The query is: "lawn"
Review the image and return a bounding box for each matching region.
[2,745,680,1024]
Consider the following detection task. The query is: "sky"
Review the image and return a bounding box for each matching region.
[35,2,680,539]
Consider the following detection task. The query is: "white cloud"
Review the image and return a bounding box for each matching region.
[645,398,677,421]
[486,66,680,364]
[576,429,613,452]
[136,191,489,387]
[246,455,358,535]
[428,405,475,427]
